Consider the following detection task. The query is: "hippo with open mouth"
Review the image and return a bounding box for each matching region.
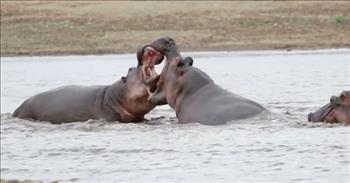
[13,46,164,124]
[308,91,350,124]
[145,37,266,125]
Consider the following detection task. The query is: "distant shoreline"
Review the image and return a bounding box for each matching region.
[2,47,349,58]
[1,1,349,57]
[2,48,348,59]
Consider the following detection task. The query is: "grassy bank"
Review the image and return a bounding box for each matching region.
[1,1,349,56]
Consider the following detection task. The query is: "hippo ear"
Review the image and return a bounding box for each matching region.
[339,91,350,105]
[183,56,193,66]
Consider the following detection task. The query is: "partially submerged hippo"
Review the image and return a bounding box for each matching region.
[13,46,164,123]
[146,37,265,125]
[308,91,350,125]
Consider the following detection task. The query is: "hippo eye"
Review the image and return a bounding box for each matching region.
[330,96,341,106]
[128,68,132,72]
[177,61,184,67]
[330,96,336,104]
[340,93,346,101]
[179,70,184,76]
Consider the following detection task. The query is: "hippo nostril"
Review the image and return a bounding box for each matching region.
[121,76,127,83]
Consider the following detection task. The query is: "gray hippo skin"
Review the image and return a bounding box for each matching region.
[13,46,164,124]
[308,91,350,125]
[147,37,265,125]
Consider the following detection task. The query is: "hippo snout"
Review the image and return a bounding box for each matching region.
[308,112,322,122]
[308,112,313,121]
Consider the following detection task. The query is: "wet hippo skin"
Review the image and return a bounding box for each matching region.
[13,46,164,123]
[147,37,266,125]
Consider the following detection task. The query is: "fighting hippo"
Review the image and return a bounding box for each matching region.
[146,37,265,125]
[308,91,350,125]
[13,46,164,124]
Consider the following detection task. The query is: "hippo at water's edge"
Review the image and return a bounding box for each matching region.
[308,91,350,125]
[13,46,164,124]
[146,37,266,125]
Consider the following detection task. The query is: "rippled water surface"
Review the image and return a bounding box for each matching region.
[1,50,350,182]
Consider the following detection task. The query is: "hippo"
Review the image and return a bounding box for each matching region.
[13,46,164,124]
[145,37,265,125]
[308,91,350,125]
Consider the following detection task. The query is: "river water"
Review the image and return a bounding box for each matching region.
[1,49,350,182]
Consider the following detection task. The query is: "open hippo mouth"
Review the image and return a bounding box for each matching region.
[141,64,162,100]
[146,74,161,95]
[141,63,159,83]
[142,63,163,97]
[308,102,334,122]
[137,45,164,94]
[140,36,184,102]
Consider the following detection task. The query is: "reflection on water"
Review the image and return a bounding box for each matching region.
[1,49,350,182]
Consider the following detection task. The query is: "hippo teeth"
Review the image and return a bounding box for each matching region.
[141,65,149,79]
[147,87,153,98]
[147,87,160,101]
[145,73,160,100]
[148,66,158,78]
[142,65,158,81]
